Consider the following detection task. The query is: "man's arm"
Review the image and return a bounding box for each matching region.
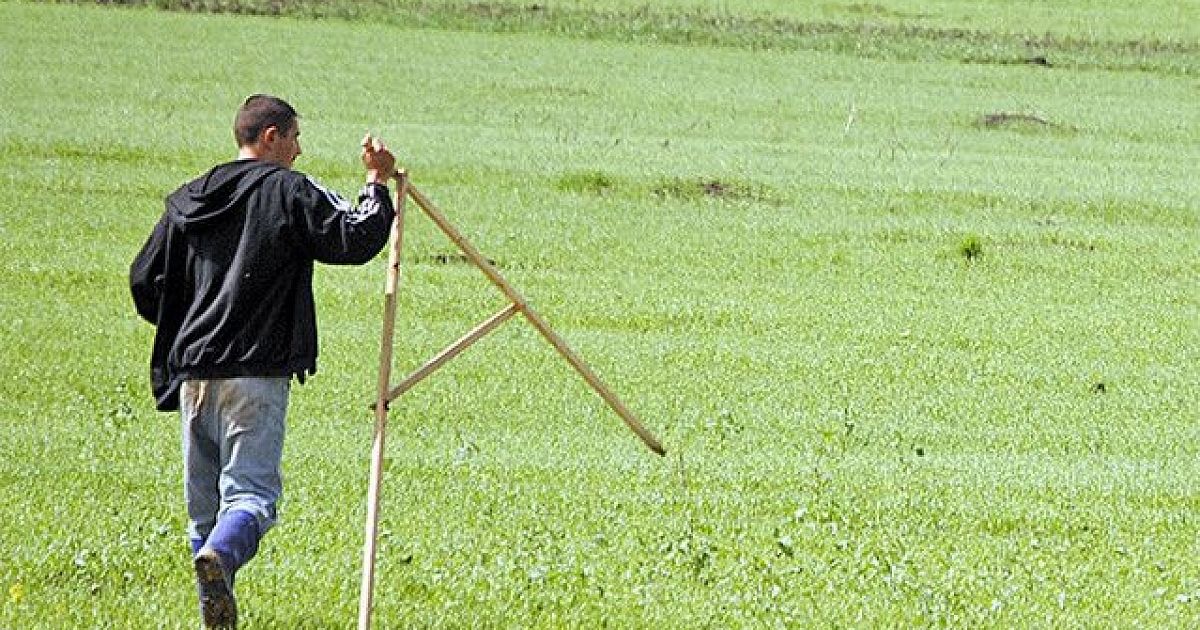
[292,134,399,265]
[292,178,396,265]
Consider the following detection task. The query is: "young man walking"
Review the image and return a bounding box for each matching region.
[130,94,398,628]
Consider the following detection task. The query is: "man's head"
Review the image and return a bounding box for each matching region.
[234,94,302,168]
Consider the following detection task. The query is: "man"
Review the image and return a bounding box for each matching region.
[130,94,397,628]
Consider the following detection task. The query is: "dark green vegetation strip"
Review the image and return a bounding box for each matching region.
[83,0,1199,75]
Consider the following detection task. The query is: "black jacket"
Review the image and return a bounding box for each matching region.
[130,159,394,411]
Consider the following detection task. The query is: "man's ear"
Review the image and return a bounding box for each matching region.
[260,125,279,146]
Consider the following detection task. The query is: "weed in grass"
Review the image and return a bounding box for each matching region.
[958,234,984,262]
[555,170,617,196]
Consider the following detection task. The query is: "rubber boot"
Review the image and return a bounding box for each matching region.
[205,510,262,579]
[194,510,261,629]
[194,549,235,628]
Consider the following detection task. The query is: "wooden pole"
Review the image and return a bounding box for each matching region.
[406,184,666,456]
[359,172,408,630]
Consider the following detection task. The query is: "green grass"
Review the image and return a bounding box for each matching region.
[2,1,1198,627]
[75,0,1200,75]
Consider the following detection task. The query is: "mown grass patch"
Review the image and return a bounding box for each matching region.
[74,0,1200,75]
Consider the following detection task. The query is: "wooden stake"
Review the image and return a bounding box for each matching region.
[358,172,408,630]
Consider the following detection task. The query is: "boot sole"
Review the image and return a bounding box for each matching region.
[194,552,237,628]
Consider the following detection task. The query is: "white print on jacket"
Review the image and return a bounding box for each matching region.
[306,176,383,224]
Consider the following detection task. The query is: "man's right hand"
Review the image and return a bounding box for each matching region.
[361,133,398,186]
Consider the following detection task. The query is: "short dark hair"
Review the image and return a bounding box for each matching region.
[234,94,298,147]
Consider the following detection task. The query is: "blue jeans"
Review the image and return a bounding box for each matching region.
[180,377,288,544]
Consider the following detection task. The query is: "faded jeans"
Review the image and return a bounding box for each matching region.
[180,377,288,543]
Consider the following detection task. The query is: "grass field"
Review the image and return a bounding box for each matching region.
[1,0,1198,627]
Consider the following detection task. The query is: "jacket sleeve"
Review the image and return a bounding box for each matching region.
[291,176,395,265]
[130,212,171,324]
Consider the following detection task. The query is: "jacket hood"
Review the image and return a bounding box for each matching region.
[166,159,283,231]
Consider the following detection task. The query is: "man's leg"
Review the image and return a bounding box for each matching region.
[182,381,223,545]
[190,377,288,627]
[181,380,233,628]
[209,376,288,573]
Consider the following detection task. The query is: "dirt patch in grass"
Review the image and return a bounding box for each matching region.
[556,171,777,205]
[843,3,931,20]
[976,111,1077,134]
[652,177,776,204]
[981,112,1052,127]
[416,252,497,267]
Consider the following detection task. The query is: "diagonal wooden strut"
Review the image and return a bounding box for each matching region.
[399,183,666,457]
[385,303,520,402]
